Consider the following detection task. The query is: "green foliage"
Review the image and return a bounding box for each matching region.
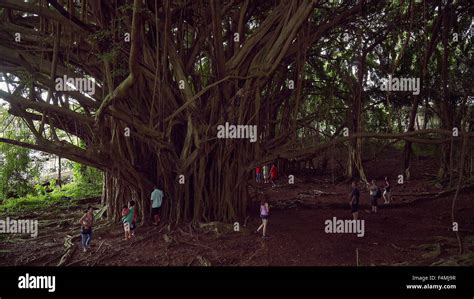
[0,109,40,199]
[0,144,37,199]
[0,180,102,213]
[62,180,102,199]
[0,196,51,212]
[72,162,103,195]
[33,183,49,197]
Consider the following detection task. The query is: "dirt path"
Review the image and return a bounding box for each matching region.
[1,174,473,266]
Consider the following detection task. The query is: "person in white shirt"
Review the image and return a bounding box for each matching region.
[150,185,164,225]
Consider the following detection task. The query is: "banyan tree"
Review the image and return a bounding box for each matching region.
[0,0,472,224]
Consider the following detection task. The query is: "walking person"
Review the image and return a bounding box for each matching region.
[349,181,360,220]
[151,185,164,225]
[256,195,270,239]
[383,176,392,204]
[128,201,138,237]
[79,206,94,252]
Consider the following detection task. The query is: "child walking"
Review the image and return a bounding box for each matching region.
[129,201,137,237]
[263,164,269,184]
[121,205,131,240]
[256,196,270,239]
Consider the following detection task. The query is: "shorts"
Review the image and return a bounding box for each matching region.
[351,204,359,213]
[152,207,161,216]
[81,227,92,234]
[371,196,378,207]
[260,214,269,220]
[123,222,130,232]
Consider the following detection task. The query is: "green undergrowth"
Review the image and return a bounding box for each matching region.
[0,181,101,213]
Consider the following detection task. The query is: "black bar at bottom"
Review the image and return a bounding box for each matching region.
[0,267,472,298]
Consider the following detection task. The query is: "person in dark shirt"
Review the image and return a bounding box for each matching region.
[349,181,360,220]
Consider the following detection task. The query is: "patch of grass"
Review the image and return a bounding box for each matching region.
[59,181,102,199]
[0,181,101,213]
[0,195,57,212]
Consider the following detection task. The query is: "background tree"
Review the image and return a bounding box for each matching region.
[0,106,39,199]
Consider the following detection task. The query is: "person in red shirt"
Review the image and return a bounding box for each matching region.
[270,163,278,187]
[255,166,262,183]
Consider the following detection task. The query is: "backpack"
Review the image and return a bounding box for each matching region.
[376,187,382,198]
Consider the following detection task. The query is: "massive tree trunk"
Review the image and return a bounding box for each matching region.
[346,36,368,183]
[1,0,337,224]
[1,0,471,227]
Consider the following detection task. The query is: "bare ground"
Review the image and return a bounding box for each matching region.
[1,154,473,266]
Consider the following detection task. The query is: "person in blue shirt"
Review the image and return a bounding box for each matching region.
[151,185,164,225]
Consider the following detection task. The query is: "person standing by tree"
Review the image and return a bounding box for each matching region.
[349,181,360,220]
[270,163,278,187]
[383,176,392,204]
[368,180,380,213]
[263,164,269,184]
[255,166,262,183]
[79,206,94,252]
[150,185,164,225]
